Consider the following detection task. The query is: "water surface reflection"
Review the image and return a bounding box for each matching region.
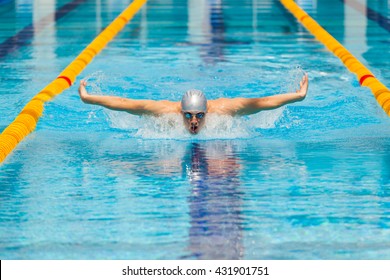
[184,142,243,259]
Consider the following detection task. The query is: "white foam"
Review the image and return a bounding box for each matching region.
[247,107,285,129]
[104,109,285,140]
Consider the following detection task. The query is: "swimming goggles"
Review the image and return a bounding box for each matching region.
[183,112,205,119]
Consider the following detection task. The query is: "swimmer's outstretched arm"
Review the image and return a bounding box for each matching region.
[230,73,308,115]
[78,80,179,115]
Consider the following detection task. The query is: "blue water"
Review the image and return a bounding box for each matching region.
[1,0,390,259]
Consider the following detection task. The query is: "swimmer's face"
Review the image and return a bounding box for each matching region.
[182,111,206,134]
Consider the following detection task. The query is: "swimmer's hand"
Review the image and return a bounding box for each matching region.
[296,73,308,100]
[78,80,89,102]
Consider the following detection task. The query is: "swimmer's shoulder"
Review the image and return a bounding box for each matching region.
[207,98,244,115]
[144,100,181,114]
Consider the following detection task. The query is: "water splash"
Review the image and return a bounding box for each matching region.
[247,107,285,129]
[104,109,287,140]
[280,65,306,94]
[83,71,107,95]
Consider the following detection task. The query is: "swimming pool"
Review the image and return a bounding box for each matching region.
[1,0,390,259]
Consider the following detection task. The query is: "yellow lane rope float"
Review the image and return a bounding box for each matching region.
[280,0,390,116]
[0,0,147,164]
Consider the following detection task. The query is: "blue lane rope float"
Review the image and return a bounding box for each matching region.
[0,0,148,164]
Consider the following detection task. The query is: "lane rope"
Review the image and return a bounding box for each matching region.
[0,0,148,164]
[280,0,390,116]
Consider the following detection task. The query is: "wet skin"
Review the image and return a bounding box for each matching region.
[182,112,206,134]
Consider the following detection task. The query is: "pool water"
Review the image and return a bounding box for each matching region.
[1,0,390,259]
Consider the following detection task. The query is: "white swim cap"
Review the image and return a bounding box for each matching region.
[181,89,207,112]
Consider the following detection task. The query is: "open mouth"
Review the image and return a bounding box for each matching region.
[190,124,198,134]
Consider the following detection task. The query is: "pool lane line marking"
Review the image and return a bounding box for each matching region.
[0,0,86,59]
[279,0,390,116]
[341,0,390,33]
[0,0,148,164]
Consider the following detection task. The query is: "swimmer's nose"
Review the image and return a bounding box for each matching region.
[190,116,198,125]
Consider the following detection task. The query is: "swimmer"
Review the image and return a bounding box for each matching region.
[78,73,308,134]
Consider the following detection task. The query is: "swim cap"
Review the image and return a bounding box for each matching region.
[181,89,207,112]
